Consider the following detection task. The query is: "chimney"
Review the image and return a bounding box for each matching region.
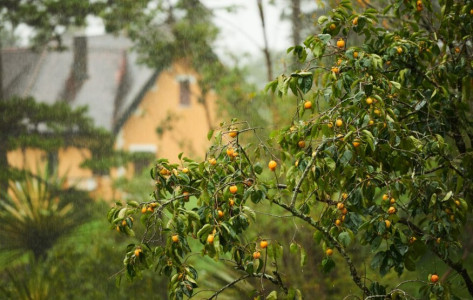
[61,36,88,102]
[72,36,88,81]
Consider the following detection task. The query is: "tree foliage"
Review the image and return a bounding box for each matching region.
[110,0,473,298]
[0,97,126,187]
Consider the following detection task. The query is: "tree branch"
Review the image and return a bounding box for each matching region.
[207,272,284,300]
[274,200,371,296]
[290,143,324,208]
[398,218,473,297]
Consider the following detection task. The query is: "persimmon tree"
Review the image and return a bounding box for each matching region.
[108,0,473,299]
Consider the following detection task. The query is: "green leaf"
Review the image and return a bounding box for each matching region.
[300,247,307,267]
[340,150,353,164]
[313,230,323,245]
[317,16,328,25]
[442,191,453,202]
[126,200,139,208]
[299,76,313,94]
[321,258,335,273]
[338,232,352,248]
[324,157,336,171]
[207,129,214,141]
[221,222,237,240]
[317,34,331,44]
[371,252,385,269]
[389,81,401,89]
[266,290,278,300]
[362,130,375,151]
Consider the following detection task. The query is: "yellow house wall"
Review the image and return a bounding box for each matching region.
[118,61,216,164]
[7,148,45,173]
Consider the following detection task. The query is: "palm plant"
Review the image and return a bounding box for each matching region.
[0,167,88,260]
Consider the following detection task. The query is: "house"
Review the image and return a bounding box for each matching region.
[2,34,216,199]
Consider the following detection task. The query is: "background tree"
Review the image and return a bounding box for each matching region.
[108,0,473,299]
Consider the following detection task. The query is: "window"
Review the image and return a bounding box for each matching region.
[179,79,190,107]
[129,144,157,175]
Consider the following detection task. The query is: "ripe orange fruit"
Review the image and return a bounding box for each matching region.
[335,219,342,226]
[390,198,396,204]
[229,199,235,206]
[260,240,268,249]
[209,158,217,165]
[182,167,189,173]
[134,248,142,257]
[387,206,396,214]
[147,206,154,212]
[455,47,460,54]
[352,140,361,148]
[366,97,373,105]
[336,38,345,48]
[374,109,381,115]
[226,148,234,157]
[298,140,306,148]
[342,207,348,215]
[385,220,391,228]
[229,185,238,194]
[327,122,333,128]
[342,193,348,200]
[207,234,214,244]
[336,119,343,127]
[304,101,312,109]
[172,234,179,243]
[368,120,374,126]
[382,194,389,201]
[416,1,423,11]
[141,206,147,213]
[455,200,460,207]
[430,274,439,283]
[268,160,278,171]
[353,51,359,58]
[471,8,473,15]
[337,202,345,210]
[336,134,344,141]
[122,220,127,226]
[450,215,455,221]
[229,130,238,138]
[116,226,120,232]
[331,67,340,74]
[326,248,333,256]
[183,191,190,201]
[436,237,441,244]
[409,236,417,244]
[253,251,261,259]
[217,210,224,218]
[397,46,403,54]
[353,17,358,26]
[151,202,158,208]
[337,59,343,65]
[330,23,336,30]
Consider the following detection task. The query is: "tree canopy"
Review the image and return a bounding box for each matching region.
[108,0,473,299]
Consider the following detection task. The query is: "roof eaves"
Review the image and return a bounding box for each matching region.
[112,68,162,135]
